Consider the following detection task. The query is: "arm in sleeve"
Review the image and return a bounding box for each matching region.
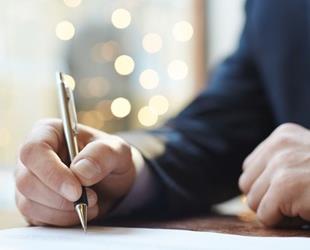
[116,0,275,216]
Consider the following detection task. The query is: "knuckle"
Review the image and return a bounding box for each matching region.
[238,174,250,194]
[272,169,298,195]
[268,152,290,170]
[275,133,294,147]
[17,198,32,217]
[95,140,113,154]
[276,123,301,134]
[15,170,33,196]
[111,136,131,158]
[238,175,246,192]
[19,141,48,167]
[242,157,250,170]
[34,118,61,128]
[119,140,131,156]
[277,151,297,166]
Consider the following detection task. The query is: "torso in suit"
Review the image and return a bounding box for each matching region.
[122,0,310,216]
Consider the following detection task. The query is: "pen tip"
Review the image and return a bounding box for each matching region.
[75,203,88,232]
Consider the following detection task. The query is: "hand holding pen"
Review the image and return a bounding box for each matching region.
[15,74,137,228]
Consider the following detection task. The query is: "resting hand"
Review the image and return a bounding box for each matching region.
[239,123,310,227]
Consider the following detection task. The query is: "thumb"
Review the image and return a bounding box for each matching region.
[70,138,131,186]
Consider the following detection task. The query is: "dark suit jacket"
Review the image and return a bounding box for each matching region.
[122,0,310,216]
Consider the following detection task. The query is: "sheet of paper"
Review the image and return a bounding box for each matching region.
[0,226,309,250]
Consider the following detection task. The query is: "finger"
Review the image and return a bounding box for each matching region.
[240,137,286,194]
[246,168,271,211]
[71,137,132,186]
[19,123,82,202]
[16,190,99,227]
[240,141,274,194]
[256,186,283,227]
[26,119,67,159]
[16,165,98,210]
[242,138,268,171]
[239,164,266,195]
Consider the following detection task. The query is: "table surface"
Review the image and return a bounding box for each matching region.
[1,209,309,237]
[105,212,310,237]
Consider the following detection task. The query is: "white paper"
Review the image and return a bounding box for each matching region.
[0,226,308,250]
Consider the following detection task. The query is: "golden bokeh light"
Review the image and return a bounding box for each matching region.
[78,110,104,129]
[241,195,247,204]
[173,21,194,42]
[142,33,162,54]
[63,0,82,8]
[63,74,76,90]
[56,20,75,41]
[114,55,135,75]
[139,69,159,89]
[167,60,188,80]
[111,97,131,118]
[138,106,158,127]
[111,8,131,29]
[149,95,169,115]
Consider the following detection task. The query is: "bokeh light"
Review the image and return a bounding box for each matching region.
[63,0,82,8]
[114,55,135,75]
[63,74,76,90]
[111,8,131,29]
[142,33,162,54]
[172,21,194,42]
[55,20,75,41]
[138,106,158,127]
[167,60,188,80]
[111,97,131,118]
[149,95,169,115]
[139,69,159,89]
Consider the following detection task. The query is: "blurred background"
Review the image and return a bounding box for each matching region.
[0,0,245,224]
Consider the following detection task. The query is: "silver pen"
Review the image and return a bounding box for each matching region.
[56,72,88,232]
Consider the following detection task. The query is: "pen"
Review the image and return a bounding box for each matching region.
[56,71,88,232]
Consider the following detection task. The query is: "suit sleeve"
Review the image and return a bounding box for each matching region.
[120,0,275,216]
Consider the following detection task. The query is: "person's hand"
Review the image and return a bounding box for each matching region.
[239,123,310,227]
[15,119,136,227]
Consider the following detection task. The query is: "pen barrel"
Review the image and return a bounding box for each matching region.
[74,186,88,206]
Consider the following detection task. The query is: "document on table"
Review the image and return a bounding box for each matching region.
[0,226,309,250]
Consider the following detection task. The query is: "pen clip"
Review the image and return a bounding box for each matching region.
[65,86,79,136]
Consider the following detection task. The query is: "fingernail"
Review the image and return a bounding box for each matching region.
[72,159,101,180]
[60,182,79,201]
